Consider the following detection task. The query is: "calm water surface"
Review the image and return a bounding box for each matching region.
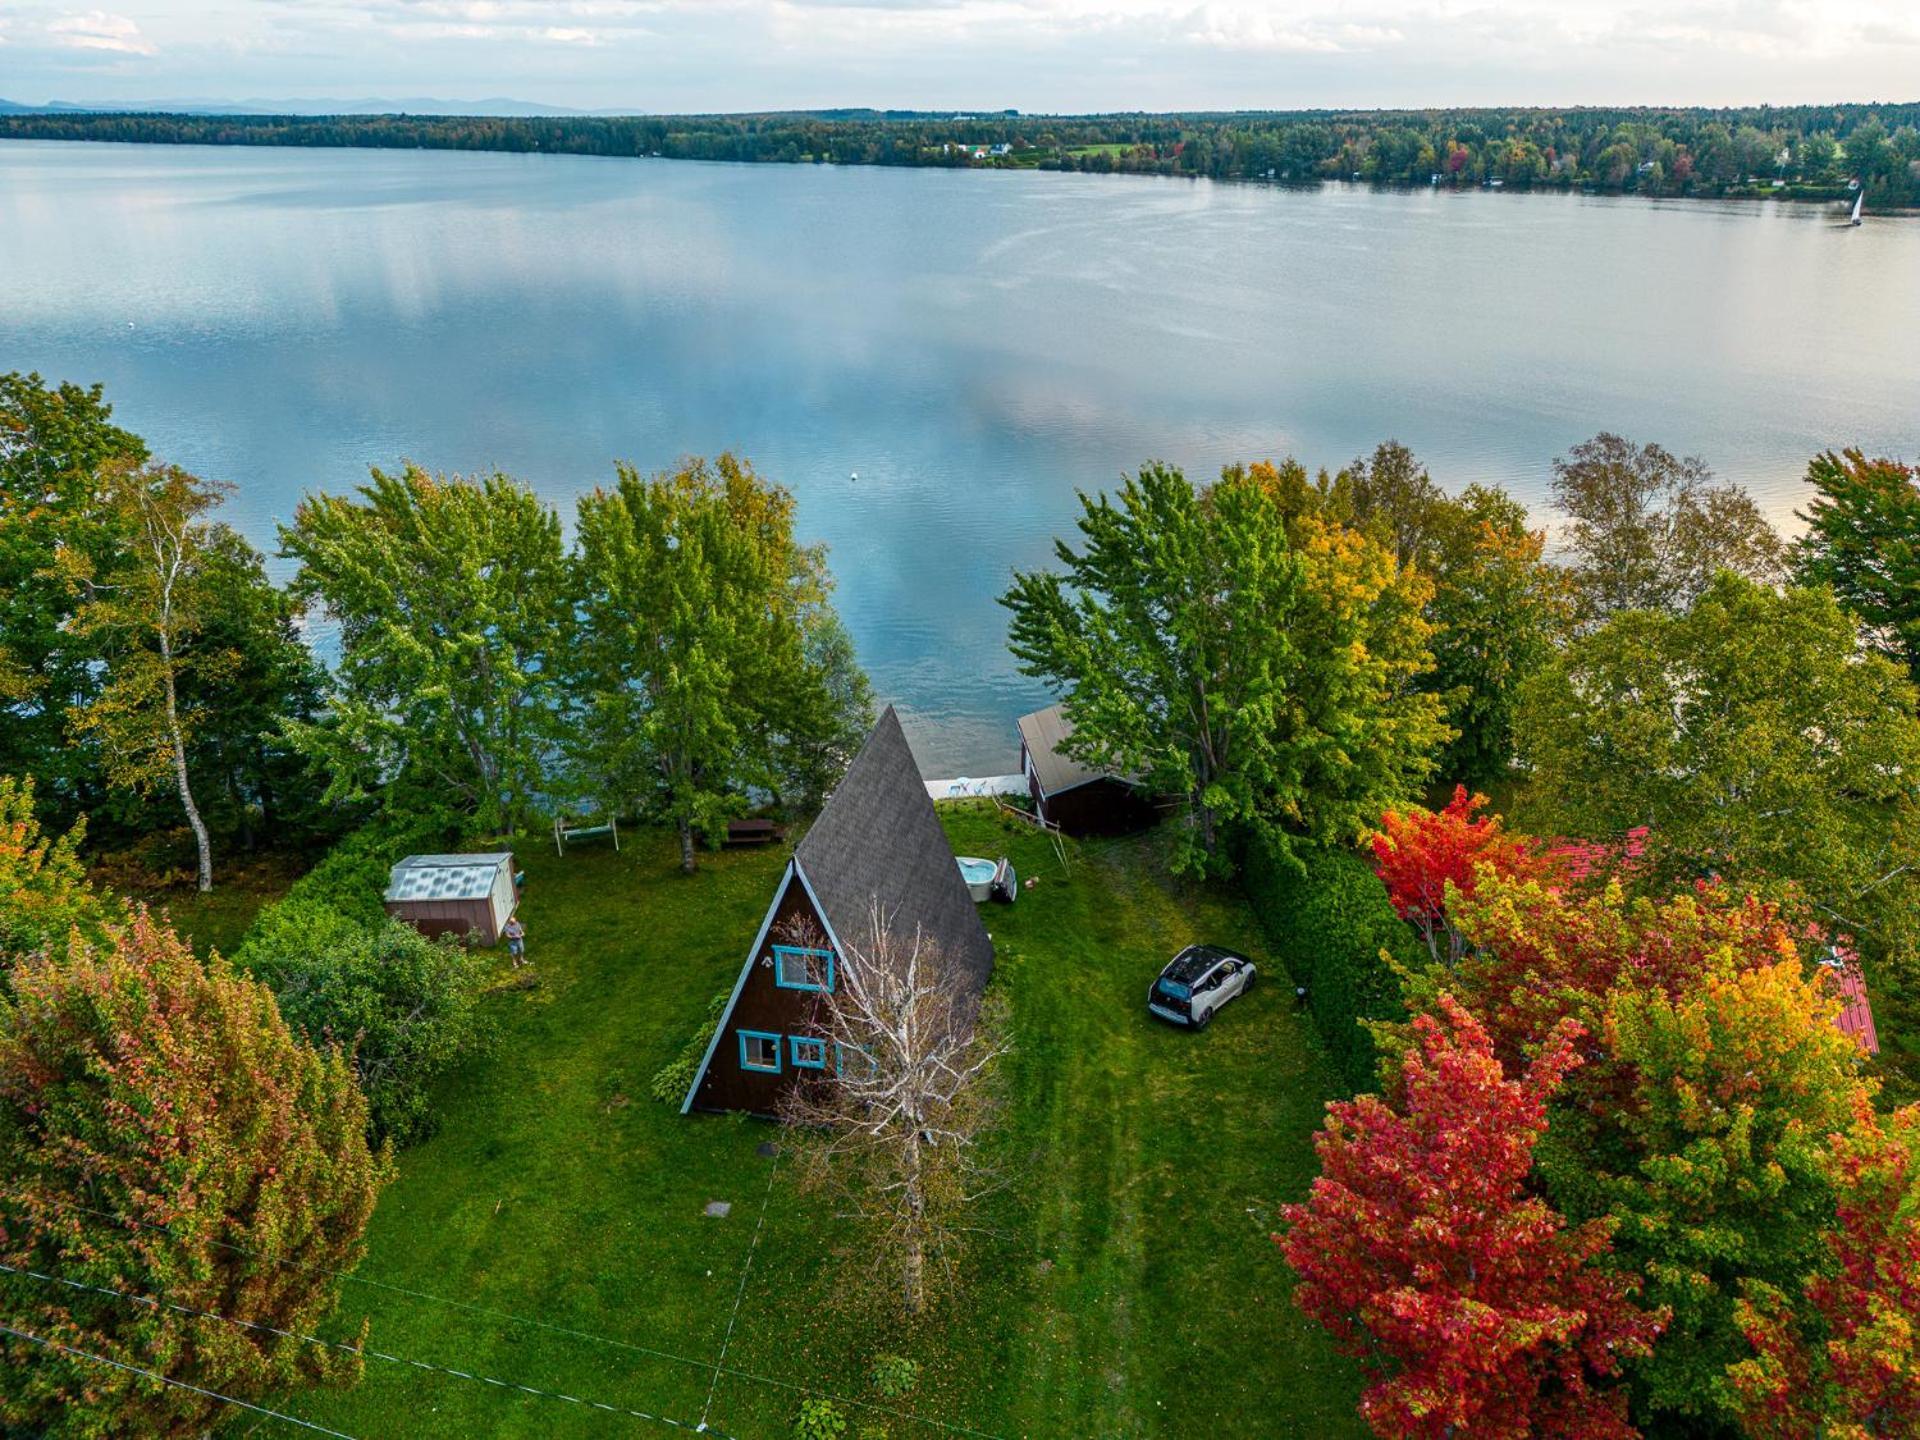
[3,140,1917,772]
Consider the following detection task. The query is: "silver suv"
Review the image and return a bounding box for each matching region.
[1147,945,1257,1029]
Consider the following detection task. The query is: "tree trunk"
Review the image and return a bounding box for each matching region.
[678,816,696,875]
[160,634,213,892]
[902,1131,925,1316]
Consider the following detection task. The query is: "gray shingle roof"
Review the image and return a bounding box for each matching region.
[795,707,994,997]
[1018,703,1126,797]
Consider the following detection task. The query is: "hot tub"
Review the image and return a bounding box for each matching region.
[956,856,998,902]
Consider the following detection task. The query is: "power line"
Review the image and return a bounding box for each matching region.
[702,1152,779,1427]
[0,1259,731,1439]
[0,1320,361,1439]
[2,1187,1008,1440]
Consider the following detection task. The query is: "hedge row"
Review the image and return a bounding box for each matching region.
[1239,832,1416,1093]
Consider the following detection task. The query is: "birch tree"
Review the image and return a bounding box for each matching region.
[776,906,1008,1317]
[62,463,234,891]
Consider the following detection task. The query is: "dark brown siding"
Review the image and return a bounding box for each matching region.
[385,897,496,945]
[690,872,841,1119]
[1042,778,1155,837]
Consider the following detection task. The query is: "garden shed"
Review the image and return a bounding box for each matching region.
[1017,703,1154,836]
[383,852,519,945]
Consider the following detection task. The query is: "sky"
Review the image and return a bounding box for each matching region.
[2,0,1918,114]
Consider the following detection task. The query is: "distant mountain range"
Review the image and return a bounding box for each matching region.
[0,97,594,117]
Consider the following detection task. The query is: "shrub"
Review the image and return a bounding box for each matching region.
[868,1353,920,1399]
[792,1396,849,1439]
[1241,832,1417,1092]
[0,910,390,1436]
[0,776,117,961]
[236,898,490,1145]
[650,990,730,1104]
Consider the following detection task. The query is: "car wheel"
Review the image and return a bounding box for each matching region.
[1243,969,1256,993]
[1196,1005,1212,1029]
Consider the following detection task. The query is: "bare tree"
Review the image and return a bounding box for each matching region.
[776,904,1009,1317]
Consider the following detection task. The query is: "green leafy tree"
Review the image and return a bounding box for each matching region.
[0,373,147,822]
[1551,432,1786,623]
[1515,574,1920,1014]
[236,900,490,1145]
[1003,460,1447,875]
[1320,450,1568,786]
[1425,486,1572,788]
[62,464,240,892]
[280,465,570,835]
[0,776,117,961]
[0,909,391,1437]
[570,454,869,872]
[180,527,332,853]
[1601,954,1866,1427]
[1796,448,1920,683]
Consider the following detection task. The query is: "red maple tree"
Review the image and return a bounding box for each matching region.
[1371,786,1542,965]
[1279,995,1663,1440]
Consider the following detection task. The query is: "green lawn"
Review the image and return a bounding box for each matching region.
[276,806,1363,1439]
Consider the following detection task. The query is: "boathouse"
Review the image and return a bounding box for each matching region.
[681,707,994,1118]
[1017,703,1153,836]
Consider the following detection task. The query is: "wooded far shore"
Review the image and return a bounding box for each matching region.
[4,102,1918,205]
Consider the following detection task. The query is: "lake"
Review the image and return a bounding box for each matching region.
[3,139,1917,774]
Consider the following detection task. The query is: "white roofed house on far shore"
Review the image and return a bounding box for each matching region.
[382,852,520,946]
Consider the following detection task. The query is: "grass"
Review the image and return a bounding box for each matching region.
[115,851,307,961]
[263,806,1363,1439]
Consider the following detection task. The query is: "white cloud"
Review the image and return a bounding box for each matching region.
[6,0,1918,110]
[46,9,156,54]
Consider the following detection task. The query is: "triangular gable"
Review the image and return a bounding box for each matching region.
[678,856,849,1114]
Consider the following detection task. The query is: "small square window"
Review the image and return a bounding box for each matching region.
[835,1042,877,1079]
[790,1036,827,1070]
[773,945,834,993]
[739,1031,782,1073]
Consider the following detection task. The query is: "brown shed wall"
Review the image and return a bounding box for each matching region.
[385,896,499,945]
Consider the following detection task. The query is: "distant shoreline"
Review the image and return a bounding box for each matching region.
[3,104,1916,210]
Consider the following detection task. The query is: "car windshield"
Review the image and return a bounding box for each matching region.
[1161,947,1221,985]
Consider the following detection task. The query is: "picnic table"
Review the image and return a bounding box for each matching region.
[724,818,785,847]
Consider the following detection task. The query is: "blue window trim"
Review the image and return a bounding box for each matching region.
[789,1036,827,1070]
[738,1030,783,1074]
[772,945,835,994]
[835,1042,876,1078]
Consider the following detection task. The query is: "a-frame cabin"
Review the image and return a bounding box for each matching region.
[681,707,995,1118]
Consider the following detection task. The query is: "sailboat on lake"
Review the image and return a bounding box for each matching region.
[1850,187,1864,226]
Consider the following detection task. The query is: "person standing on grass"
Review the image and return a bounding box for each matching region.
[503,914,526,967]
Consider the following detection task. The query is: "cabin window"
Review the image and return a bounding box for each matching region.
[773,945,835,993]
[789,1036,827,1070]
[739,1030,782,1074]
[836,1042,878,1080]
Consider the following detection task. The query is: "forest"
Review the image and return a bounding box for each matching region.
[4,100,1920,203]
